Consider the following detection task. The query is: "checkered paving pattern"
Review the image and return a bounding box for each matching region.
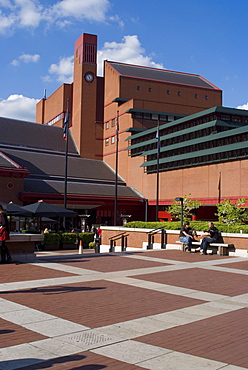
[0,263,77,284]
[41,254,171,272]
[136,307,248,368]
[133,267,248,296]
[0,318,47,348]
[0,249,247,370]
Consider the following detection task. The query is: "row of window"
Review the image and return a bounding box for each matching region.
[130,112,248,150]
[105,119,116,129]
[105,136,115,146]
[146,132,248,161]
[146,148,248,174]
[132,112,176,122]
[136,85,209,99]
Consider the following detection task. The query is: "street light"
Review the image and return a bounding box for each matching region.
[175,197,184,229]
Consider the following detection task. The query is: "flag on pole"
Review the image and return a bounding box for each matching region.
[63,108,69,140]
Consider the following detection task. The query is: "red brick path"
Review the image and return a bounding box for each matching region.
[0,318,47,348]
[0,280,204,328]
[133,267,248,296]
[0,263,77,284]
[137,307,248,368]
[42,254,170,272]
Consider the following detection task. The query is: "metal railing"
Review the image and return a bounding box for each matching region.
[109,232,129,252]
[147,226,167,249]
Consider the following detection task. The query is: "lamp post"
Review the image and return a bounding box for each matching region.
[175,197,184,229]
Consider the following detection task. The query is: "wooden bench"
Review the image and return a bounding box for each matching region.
[176,240,234,256]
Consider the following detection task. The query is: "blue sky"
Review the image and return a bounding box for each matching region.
[0,0,248,122]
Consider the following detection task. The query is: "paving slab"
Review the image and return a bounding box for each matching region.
[92,340,170,364]
[137,350,228,370]
[23,318,89,337]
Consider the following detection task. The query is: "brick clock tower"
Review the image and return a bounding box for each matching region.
[71,33,101,159]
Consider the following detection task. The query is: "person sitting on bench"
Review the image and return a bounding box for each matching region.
[197,222,219,255]
[179,221,196,252]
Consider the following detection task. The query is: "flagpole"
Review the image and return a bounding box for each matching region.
[63,99,69,230]
[156,118,160,222]
[114,110,119,226]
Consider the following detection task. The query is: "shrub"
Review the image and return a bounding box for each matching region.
[124,221,248,234]
[215,198,248,226]
[60,232,77,244]
[78,232,94,245]
[43,233,60,245]
[89,241,96,248]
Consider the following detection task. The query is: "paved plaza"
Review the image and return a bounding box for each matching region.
[0,249,248,369]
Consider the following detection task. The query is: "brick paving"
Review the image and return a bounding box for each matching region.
[0,281,204,328]
[41,254,171,272]
[218,260,248,270]
[136,307,248,368]
[136,249,230,262]
[133,267,248,296]
[0,263,77,284]
[0,318,47,349]
[0,249,247,369]
[19,351,144,369]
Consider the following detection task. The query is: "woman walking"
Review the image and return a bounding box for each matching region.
[0,205,12,263]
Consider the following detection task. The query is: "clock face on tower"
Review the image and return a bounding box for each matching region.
[84,72,94,82]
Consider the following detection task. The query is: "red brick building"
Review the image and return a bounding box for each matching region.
[33,32,248,223]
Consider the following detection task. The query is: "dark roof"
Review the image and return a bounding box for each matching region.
[0,152,20,168]
[2,148,124,184]
[0,117,77,154]
[0,117,142,200]
[24,179,140,198]
[107,61,219,89]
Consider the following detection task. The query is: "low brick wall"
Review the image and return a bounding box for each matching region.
[6,233,44,262]
[101,226,248,257]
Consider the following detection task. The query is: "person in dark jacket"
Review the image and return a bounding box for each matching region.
[0,205,12,263]
[198,222,219,255]
[179,221,195,251]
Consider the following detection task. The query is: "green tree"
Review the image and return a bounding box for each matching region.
[168,193,202,221]
[215,198,248,226]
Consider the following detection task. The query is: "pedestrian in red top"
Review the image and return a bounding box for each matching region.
[0,205,11,263]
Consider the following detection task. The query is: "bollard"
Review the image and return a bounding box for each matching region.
[109,239,115,252]
[95,238,100,253]
[147,233,154,249]
[161,229,166,249]
[121,235,126,252]
[78,240,83,254]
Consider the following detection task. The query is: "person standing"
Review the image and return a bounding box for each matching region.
[0,205,11,263]
[198,222,219,255]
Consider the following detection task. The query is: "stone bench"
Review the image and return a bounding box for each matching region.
[176,240,234,256]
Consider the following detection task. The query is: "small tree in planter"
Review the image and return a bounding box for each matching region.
[168,193,202,222]
[215,198,248,226]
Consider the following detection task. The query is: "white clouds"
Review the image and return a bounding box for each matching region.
[11,53,40,66]
[237,103,248,110]
[2,35,164,122]
[52,0,110,22]
[0,0,111,33]
[20,53,40,62]
[97,35,164,75]
[16,0,42,27]
[0,94,39,122]
[46,35,164,82]
[48,56,74,83]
